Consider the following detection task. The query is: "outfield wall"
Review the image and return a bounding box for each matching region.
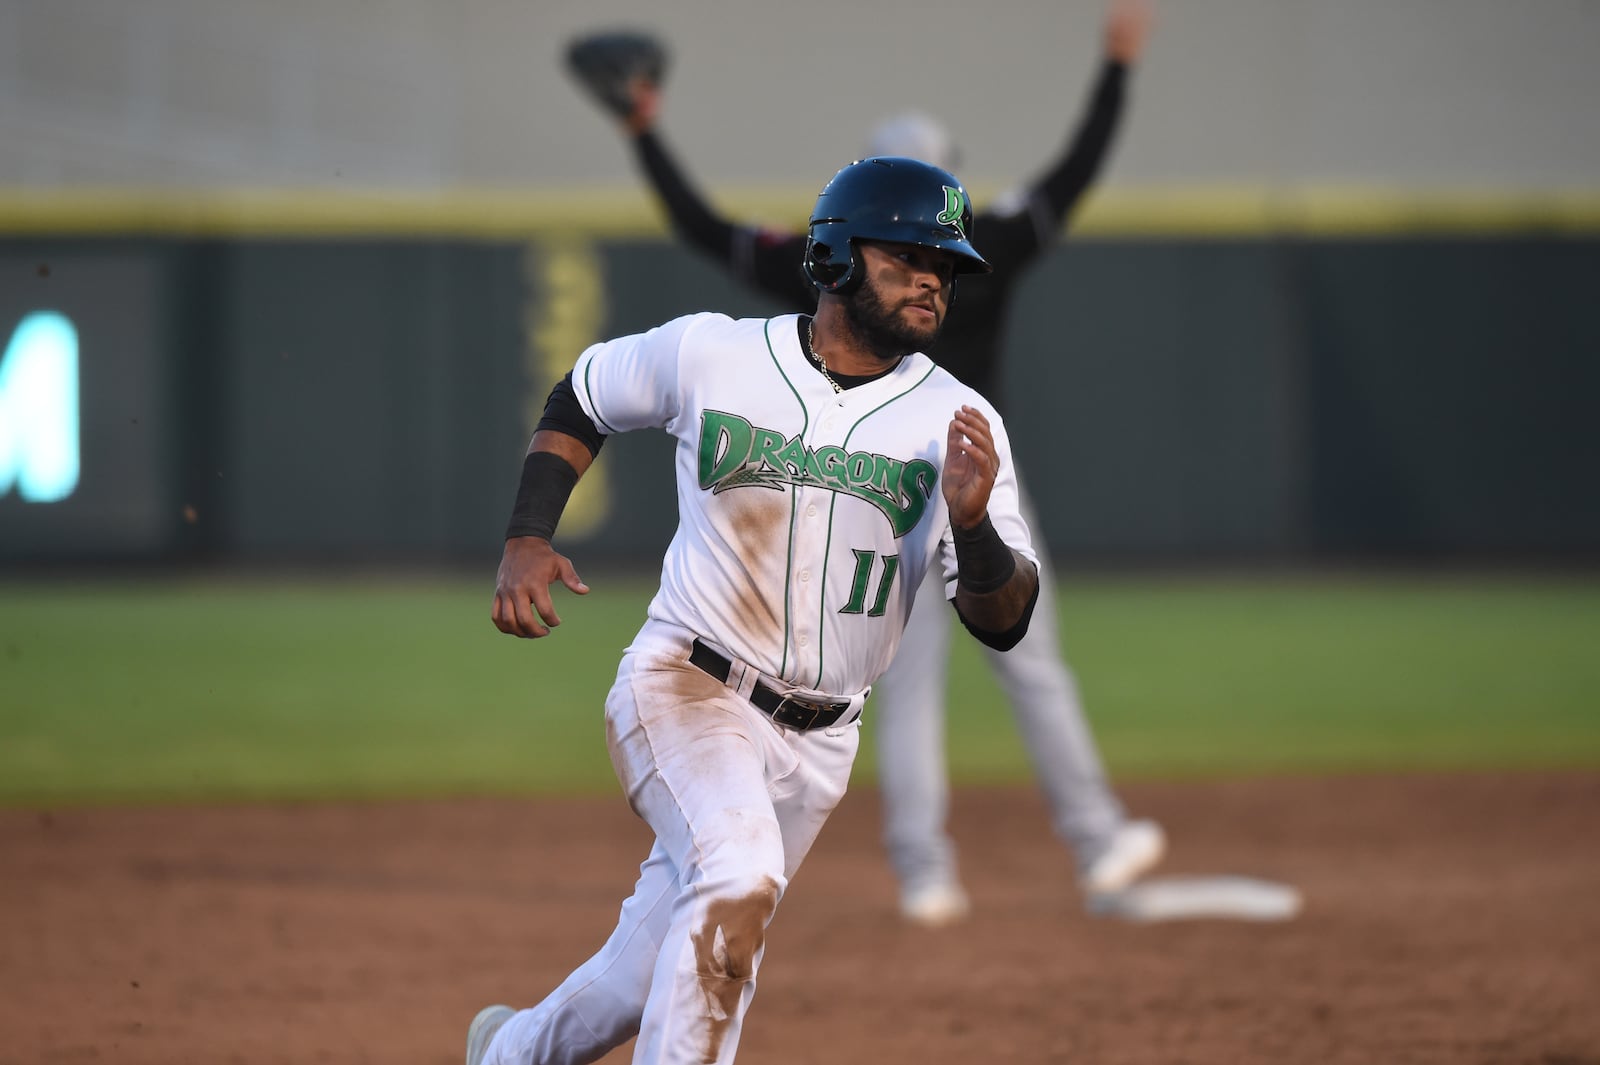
[8,1,1599,193]
[3,225,1595,568]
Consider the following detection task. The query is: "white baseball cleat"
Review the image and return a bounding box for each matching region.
[899,881,971,927]
[465,1004,515,1065]
[1080,819,1167,896]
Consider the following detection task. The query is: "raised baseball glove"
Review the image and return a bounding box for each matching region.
[564,30,669,119]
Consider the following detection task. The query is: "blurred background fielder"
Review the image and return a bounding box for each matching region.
[566,0,1167,925]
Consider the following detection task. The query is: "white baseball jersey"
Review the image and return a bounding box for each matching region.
[570,311,1036,700]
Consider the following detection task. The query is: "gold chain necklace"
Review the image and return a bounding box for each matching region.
[806,317,844,394]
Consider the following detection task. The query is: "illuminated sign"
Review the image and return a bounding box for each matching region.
[0,311,80,503]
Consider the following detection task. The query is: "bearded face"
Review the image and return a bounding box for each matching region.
[843,264,945,363]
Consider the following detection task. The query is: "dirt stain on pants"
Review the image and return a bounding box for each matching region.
[691,879,781,1062]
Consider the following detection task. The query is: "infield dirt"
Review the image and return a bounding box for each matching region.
[4,771,1598,1064]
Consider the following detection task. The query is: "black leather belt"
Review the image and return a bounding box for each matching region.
[689,639,854,731]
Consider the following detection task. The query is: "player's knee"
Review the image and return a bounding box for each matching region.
[693,875,781,982]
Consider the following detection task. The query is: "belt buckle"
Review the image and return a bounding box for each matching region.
[772,693,851,731]
[772,694,822,731]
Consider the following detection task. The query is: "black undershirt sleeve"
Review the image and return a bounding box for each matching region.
[634,130,815,312]
[745,231,818,312]
[633,130,741,263]
[1031,59,1128,227]
[977,58,1130,268]
[535,373,606,458]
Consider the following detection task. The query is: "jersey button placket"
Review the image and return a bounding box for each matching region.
[790,483,827,673]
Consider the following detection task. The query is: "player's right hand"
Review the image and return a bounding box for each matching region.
[624,79,662,136]
[491,536,590,639]
[1105,0,1154,64]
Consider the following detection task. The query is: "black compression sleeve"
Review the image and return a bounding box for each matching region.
[951,517,1040,652]
[955,580,1040,653]
[952,515,1017,594]
[504,451,580,541]
[536,373,605,458]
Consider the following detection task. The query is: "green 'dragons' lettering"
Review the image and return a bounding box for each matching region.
[697,410,936,537]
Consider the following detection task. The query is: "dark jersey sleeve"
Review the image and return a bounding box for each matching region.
[632,130,816,312]
[972,58,1130,277]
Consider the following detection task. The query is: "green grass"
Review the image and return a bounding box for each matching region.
[939,573,1600,781]
[2,571,1598,807]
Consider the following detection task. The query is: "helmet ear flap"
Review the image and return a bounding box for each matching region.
[802,235,861,294]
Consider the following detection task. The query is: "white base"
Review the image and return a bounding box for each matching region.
[1088,875,1303,923]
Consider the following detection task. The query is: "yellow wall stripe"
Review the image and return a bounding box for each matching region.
[3,185,1599,239]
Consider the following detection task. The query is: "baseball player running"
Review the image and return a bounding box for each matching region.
[564,0,1164,926]
[469,158,1041,1065]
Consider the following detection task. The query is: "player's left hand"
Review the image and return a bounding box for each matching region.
[942,405,999,530]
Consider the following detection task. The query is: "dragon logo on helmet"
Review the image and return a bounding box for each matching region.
[936,186,969,238]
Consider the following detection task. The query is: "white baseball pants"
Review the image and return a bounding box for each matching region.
[486,621,859,1065]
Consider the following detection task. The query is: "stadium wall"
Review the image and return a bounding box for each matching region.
[3,227,1595,567]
